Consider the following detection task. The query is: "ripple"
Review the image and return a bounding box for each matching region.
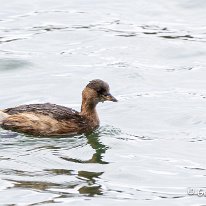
[32,25,69,32]
[166,66,194,72]
[184,166,206,171]
[160,34,194,40]
[0,58,31,71]
[0,37,26,44]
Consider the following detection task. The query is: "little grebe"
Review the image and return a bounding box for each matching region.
[0,79,117,136]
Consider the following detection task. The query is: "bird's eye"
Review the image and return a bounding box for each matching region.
[98,88,106,95]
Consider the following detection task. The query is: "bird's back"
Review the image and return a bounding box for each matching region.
[1,103,90,136]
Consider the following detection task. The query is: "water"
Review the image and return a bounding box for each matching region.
[0,0,206,205]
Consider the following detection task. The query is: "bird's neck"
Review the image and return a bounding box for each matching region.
[80,98,99,127]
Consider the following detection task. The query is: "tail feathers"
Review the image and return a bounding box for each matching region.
[0,111,9,124]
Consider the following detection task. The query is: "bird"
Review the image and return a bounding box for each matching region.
[0,79,117,136]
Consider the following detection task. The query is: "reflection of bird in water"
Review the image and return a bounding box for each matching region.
[0,79,117,136]
[8,126,121,197]
[61,126,121,196]
[78,170,104,196]
[61,127,112,164]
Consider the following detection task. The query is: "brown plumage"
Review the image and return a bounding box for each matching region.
[0,79,117,136]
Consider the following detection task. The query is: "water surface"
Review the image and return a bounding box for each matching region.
[1,0,206,205]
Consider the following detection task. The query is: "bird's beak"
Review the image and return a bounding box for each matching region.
[103,93,118,102]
